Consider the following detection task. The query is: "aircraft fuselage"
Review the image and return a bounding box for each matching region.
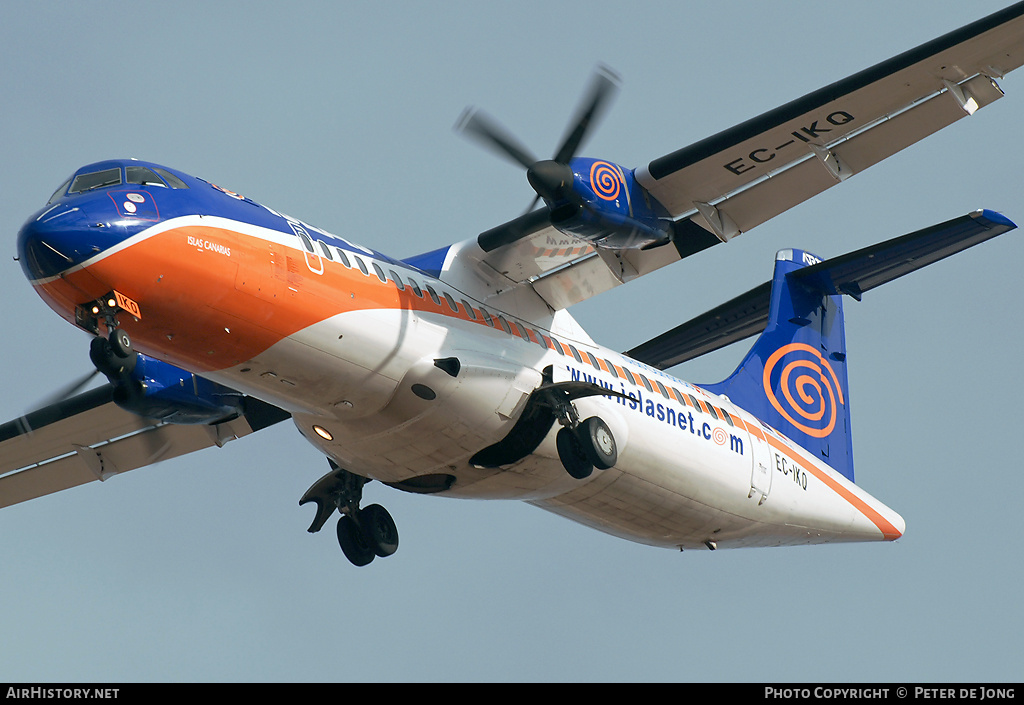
[18,159,904,552]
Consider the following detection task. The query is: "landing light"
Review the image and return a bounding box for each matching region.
[312,425,334,441]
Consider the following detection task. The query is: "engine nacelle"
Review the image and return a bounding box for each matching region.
[552,157,673,250]
[113,353,245,425]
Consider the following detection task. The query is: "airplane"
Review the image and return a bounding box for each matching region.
[2,4,1023,567]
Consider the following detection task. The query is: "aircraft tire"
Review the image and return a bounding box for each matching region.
[579,416,617,470]
[90,335,136,378]
[337,515,375,567]
[361,504,399,557]
[557,427,593,479]
[109,328,134,359]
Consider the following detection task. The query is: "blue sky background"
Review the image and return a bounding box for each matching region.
[1,1,1022,682]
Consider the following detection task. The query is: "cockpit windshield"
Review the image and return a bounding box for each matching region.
[48,163,191,204]
[68,167,122,195]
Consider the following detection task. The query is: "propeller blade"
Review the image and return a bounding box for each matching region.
[31,369,101,412]
[478,206,552,252]
[455,107,538,170]
[552,64,621,164]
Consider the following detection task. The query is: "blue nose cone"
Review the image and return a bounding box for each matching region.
[17,203,103,281]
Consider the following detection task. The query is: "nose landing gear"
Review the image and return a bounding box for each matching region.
[300,461,400,567]
[89,328,137,379]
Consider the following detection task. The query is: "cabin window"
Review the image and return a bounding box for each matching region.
[389,270,405,291]
[480,308,495,327]
[407,277,423,297]
[335,248,351,267]
[443,292,458,313]
[654,380,670,400]
[372,262,387,283]
[461,299,477,320]
[706,404,720,420]
[719,408,735,427]
[318,241,334,260]
[424,286,441,305]
[639,374,654,393]
[585,351,601,370]
[605,360,619,379]
[688,394,703,412]
[353,256,369,275]
[568,345,583,364]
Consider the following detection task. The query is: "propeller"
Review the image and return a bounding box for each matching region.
[456,64,622,212]
[33,369,102,410]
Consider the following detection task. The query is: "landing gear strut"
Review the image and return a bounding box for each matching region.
[299,461,400,567]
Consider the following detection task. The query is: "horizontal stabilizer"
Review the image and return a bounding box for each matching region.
[627,210,1017,369]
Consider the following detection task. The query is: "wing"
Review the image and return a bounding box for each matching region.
[626,209,1017,370]
[456,4,1024,311]
[0,385,290,509]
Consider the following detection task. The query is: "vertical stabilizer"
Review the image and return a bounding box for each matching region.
[702,249,855,481]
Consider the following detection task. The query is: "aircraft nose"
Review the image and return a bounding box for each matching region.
[17,204,100,281]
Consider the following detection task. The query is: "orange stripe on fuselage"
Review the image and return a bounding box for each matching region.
[32,223,512,372]
[759,426,902,540]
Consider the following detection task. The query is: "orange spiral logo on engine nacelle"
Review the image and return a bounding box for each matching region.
[589,161,623,201]
[762,343,844,438]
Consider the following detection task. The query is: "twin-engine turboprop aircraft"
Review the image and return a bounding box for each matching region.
[3,5,1024,566]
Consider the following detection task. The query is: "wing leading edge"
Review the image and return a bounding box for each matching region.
[0,385,290,509]
[626,210,1018,370]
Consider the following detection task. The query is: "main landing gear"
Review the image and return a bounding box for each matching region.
[546,387,618,480]
[299,461,399,567]
[556,416,617,479]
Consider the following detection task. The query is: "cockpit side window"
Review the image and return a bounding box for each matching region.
[153,167,189,189]
[47,177,72,205]
[126,166,168,187]
[69,168,122,194]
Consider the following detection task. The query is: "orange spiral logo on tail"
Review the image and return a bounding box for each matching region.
[762,343,844,438]
[589,161,623,201]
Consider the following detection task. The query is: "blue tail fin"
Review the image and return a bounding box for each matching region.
[702,249,855,481]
